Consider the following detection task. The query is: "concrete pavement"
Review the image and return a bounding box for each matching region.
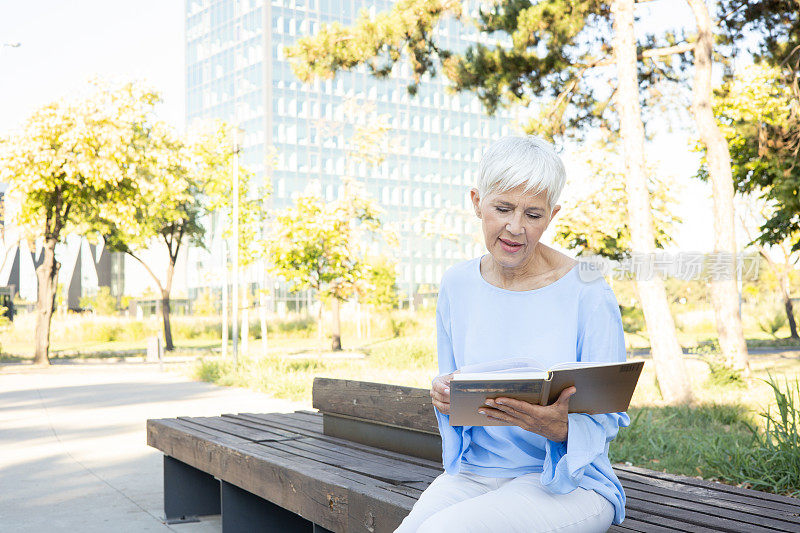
[0,361,309,533]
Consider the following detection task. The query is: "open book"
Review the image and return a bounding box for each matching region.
[448,359,644,426]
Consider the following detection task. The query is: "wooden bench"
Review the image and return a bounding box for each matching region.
[147,378,800,532]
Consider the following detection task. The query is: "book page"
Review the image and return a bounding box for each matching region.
[455,357,544,376]
[452,370,549,381]
[547,360,634,372]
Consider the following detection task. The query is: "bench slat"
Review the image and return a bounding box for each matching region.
[615,464,800,506]
[624,492,785,533]
[620,477,800,525]
[231,412,444,470]
[622,509,721,532]
[313,378,438,434]
[215,415,441,481]
[615,469,800,515]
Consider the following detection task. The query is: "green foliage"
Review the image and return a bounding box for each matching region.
[192,288,218,316]
[619,305,646,336]
[267,181,384,302]
[610,403,756,479]
[286,0,685,141]
[79,287,118,315]
[0,81,161,242]
[759,308,788,338]
[366,336,436,370]
[704,376,800,496]
[713,63,800,251]
[553,140,680,259]
[360,256,399,309]
[388,312,419,338]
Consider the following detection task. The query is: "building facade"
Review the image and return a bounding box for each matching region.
[185,0,514,305]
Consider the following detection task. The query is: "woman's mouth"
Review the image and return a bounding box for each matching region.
[499,238,524,253]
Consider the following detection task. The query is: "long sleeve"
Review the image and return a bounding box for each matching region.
[540,285,630,495]
[433,278,471,473]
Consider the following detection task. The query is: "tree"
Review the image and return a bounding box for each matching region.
[0,82,158,364]
[287,0,695,402]
[360,256,400,310]
[739,194,799,338]
[553,139,680,260]
[267,182,383,351]
[612,0,692,403]
[686,0,750,374]
[100,121,257,351]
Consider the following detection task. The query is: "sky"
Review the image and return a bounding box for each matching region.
[0,0,718,254]
[0,0,185,131]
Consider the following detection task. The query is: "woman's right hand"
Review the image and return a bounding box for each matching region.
[431,372,455,415]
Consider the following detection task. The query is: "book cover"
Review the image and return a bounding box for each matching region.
[448,360,644,426]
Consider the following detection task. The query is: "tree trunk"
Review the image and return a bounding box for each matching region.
[222,240,228,359]
[780,269,799,338]
[260,284,269,357]
[687,0,750,374]
[242,290,250,356]
[317,294,324,344]
[331,296,342,351]
[33,237,59,365]
[161,257,176,352]
[160,290,174,352]
[612,0,693,404]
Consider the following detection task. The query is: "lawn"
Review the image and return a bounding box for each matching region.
[2,310,799,496]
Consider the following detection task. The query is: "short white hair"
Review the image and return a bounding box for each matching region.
[477,136,566,208]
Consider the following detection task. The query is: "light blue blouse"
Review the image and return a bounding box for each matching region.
[434,257,630,524]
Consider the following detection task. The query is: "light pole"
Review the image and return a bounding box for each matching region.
[230,4,241,367]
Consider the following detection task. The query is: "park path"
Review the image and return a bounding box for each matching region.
[0,361,308,533]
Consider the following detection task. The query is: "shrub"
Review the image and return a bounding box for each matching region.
[389,312,419,338]
[366,337,436,370]
[759,310,787,338]
[79,287,118,315]
[704,376,800,496]
[619,305,645,335]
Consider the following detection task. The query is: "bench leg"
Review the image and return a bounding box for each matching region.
[163,455,221,523]
[221,480,321,532]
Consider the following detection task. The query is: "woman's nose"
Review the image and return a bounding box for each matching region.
[505,216,524,235]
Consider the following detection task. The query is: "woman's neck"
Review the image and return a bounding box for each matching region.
[481,245,574,291]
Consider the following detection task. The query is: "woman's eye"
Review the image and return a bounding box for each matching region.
[495,207,510,213]
[527,214,541,219]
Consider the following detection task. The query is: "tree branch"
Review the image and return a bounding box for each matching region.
[591,41,696,67]
[125,250,164,294]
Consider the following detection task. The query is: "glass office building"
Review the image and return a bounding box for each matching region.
[185,0,513,306]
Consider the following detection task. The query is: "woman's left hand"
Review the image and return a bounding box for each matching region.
[478,387,577,442]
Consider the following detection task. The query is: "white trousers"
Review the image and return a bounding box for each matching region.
[394,471,614,533]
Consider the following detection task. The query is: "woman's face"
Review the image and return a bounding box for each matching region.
[471,185,560,271]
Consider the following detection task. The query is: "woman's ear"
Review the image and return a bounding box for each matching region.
[470,189,481,218]
[550,204,561,221]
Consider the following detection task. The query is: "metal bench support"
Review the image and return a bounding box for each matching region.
[221,480,327,533]
[163,455,221,523]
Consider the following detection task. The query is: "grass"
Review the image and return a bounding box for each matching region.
[609,403,755,479]
[193,336,437,402]
[2,309,799,495]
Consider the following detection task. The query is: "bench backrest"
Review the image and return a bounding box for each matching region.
[312,377,442,461]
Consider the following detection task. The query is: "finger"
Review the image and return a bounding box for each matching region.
[432,379,451,395]
[432,399,449,413]
[478,406,516,423]
[555,386,577,406]
[431,391,449,405]
[491,397,536,415]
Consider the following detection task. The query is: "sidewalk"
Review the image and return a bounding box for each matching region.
[0,361,309,533]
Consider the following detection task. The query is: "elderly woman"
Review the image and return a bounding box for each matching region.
[395,136,629,532]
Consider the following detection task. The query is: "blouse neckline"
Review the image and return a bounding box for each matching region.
[474,255,578,295]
